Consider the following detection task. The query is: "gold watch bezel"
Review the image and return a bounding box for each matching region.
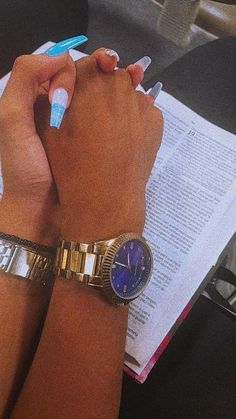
[101,233,153,306]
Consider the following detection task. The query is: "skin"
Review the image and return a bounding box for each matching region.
[38,55,162,242]
[0,48,122,416]
[12,56,163,419]
[0,48,163,418]
[0,51,75,416]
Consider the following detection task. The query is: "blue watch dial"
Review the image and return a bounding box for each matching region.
[111,239,152,299]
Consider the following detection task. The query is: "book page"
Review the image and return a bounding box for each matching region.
[125,92,236,371]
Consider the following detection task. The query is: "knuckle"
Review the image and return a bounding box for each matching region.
[148,102,163,121]
[0,108,10,133]
[155,107,164,125]
[66,53,76,69]
[75,55,97,75]
[115,68,130,82]
[0,108,6,125]
[12,54,31,72]
[135,90,147,101]
[116,68,126,77]
[91,47,105,57]
[0,99,21,132]
[0,107,15,131]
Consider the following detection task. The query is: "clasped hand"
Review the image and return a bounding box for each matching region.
[0,45,163,419]
[0,47,163,245]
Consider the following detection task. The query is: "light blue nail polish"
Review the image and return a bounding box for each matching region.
[50,88,68,129]
[46,35,88,56]
[50,103,66,129]
[149,81,163,100]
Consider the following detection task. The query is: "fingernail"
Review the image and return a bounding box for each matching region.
[104,49,120,62]
[134,56,152,71]
[46,35,88,56]
[149,81,163,100]
[50,88,68,129]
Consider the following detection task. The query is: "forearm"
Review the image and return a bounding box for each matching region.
[0,198,54,416]
[0,274,52,417]
[11,215,142,419]
[12,279,128,419]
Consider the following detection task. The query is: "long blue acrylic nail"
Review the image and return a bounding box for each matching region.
[46,35,88,56]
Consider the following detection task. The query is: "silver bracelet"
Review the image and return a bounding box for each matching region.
[0,235,54,284]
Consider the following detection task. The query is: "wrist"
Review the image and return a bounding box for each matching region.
[61,197,145,243]
[0,196,60,246]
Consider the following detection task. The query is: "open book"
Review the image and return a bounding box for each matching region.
[1,43,236,383]
[125,91,236,382]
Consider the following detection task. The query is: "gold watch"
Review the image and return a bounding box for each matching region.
[54,233,153,305]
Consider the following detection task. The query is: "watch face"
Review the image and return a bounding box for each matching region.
[111,239,152,300]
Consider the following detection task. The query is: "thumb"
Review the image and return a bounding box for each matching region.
[0,53,71,138]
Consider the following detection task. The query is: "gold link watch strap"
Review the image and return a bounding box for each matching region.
[54,240,114,287]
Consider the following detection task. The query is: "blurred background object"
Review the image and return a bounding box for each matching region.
[1,0,235,82]
[197,0,236,37]
[86,0,236,84]
[154,0,202,47]
[153,0,236,46]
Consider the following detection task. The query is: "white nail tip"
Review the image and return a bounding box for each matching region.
[134,56,152,71]
[52,88,68,107]
[104,49,120,62]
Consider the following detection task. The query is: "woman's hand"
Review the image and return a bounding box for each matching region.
[0,47,144,245]
[38,55,163,243]
[0,52,77,244]
[0,45,147,417]
[8,51,161,419]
